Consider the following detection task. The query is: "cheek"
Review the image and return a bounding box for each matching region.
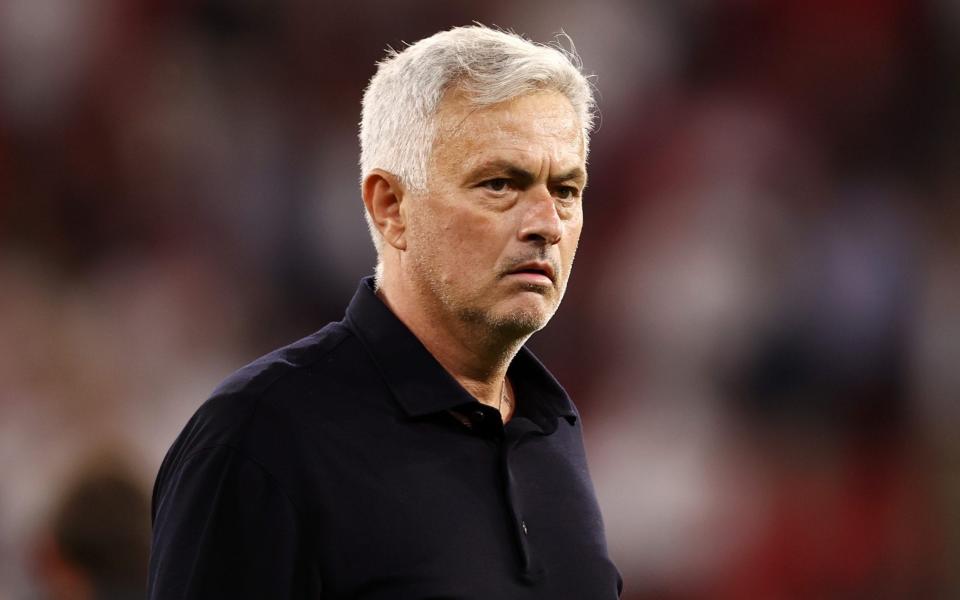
[563,218,583,258]
[440,209,504,258]
[413,190,513,273]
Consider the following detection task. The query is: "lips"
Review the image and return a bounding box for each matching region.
[505,260,556,284]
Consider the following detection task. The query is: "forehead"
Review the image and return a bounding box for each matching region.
[431,89,585,172]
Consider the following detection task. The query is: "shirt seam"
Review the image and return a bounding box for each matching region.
[176,443,305,517]
[234,325,354,438]
[172,326,356,520]
[233,327,355,517]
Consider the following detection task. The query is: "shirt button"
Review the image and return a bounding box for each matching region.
[521,520,528,535]
[471,409,486,424]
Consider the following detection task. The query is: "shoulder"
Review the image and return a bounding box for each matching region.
[155,320,374,483]
[205,323,354,426]
[213,320,355,401]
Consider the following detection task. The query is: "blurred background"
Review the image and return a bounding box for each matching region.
[1,0,958,598]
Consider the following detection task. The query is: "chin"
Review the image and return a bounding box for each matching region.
[490,303,555,335]
[456,287,559,336]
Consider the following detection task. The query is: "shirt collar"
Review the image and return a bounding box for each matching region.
[344,277,577,425]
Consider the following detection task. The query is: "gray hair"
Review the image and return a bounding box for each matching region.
[359,25,596,261]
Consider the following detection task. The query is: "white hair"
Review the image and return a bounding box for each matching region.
[359,25,597,271]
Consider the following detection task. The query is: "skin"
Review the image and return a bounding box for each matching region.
[362,88,586,423]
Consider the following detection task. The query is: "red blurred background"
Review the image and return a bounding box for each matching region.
[1,0,958,598]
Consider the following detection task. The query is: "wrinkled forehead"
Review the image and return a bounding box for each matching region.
[431,89,586,169]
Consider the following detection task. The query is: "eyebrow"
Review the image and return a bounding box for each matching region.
[464,160,587,187]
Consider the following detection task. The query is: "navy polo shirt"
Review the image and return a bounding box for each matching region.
[148,277,621,599]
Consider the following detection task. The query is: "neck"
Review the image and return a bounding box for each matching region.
[376,271,526,417]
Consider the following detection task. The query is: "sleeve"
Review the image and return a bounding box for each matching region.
[147,446,320,599]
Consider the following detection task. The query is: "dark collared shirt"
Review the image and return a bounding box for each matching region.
[148,277,621,599]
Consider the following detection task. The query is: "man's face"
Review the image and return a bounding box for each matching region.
[401,89,586,338]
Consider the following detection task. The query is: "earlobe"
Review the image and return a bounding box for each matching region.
[362,169,407,251]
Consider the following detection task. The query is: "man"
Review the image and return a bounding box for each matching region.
[149,25,621,599]
[34,455,150,600]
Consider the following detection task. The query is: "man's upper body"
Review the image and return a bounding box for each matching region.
[148,277,621,598]
[149,25,621,598]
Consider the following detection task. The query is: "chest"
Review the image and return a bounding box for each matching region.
[302,415,620,599]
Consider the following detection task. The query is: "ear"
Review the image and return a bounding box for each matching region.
[362,169,408,251]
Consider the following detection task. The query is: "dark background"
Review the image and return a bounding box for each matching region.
[1,0,958,597]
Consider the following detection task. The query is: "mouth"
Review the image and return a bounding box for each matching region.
[504,261,556,286]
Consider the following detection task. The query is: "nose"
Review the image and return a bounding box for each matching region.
[517,186,562,245]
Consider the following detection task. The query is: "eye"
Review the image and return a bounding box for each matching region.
[481,178,512,193]
[555,186,580,201]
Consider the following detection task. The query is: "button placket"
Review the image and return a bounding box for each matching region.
[498,422,545,581]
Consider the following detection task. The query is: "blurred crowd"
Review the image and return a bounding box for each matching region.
[1,0,958,598]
